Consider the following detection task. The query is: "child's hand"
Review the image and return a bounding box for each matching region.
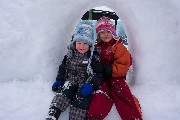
[103,63,112,77]
[52,80,64,92]
[91,62,104,73]
[80,83,94,97]
[92,62,112,77]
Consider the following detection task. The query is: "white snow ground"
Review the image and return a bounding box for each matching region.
[0,0,180,120]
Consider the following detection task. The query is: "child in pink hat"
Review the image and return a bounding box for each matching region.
[88,16,142,120]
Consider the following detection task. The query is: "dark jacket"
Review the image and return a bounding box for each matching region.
[56,49,104,88]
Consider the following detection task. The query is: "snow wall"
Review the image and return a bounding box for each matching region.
[0,0,180,119]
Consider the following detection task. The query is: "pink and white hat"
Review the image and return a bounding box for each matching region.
[96,16,119,39]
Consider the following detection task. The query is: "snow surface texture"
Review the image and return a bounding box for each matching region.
[0,0,180,120]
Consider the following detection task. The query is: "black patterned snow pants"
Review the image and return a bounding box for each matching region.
[47,81,92,120]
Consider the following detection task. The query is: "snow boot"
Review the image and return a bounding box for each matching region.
[46,106,61,120]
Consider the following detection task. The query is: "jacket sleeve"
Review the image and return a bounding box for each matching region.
[111,43,131,77]
[56,55,67,81]
[89,47,104,89]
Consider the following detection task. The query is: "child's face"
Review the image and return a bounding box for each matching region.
[75,41,90,54]
[99,30,113,43]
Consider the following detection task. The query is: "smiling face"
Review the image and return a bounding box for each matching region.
[99,30,113,43]
[75,41,90,54]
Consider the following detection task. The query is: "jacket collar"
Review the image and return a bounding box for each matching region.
[102,39,117,46]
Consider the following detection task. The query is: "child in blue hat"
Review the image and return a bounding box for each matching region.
[46,21,104,120]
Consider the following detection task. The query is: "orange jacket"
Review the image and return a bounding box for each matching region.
[99,39,131,77]
[111,41,131,77]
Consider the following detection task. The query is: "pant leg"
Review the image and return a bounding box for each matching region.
[133,95,143,118]
[110,77,142,120]
[69,89,93,120]
[88,80,113,120]
[47,81,79,119]
[69,106,88,120]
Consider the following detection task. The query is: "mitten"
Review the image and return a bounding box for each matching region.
[80,83,94,97]
[91,62,104,73]
[92,62,112,77]
[103,63,112,77]
[52,80,64,92]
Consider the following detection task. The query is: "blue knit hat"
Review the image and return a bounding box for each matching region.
[68,21,96,75]
[70,21,94,47]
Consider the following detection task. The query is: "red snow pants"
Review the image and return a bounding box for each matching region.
[88,77,142,120]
